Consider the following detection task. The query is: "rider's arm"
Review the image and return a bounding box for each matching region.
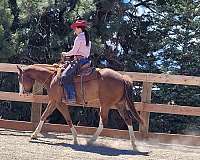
[62,36,81,57]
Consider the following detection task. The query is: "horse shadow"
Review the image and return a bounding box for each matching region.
[0,128,32,137]
[30,139,150,156]
[0,129,72,141]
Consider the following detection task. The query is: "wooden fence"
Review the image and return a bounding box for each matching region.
[0,63,200,146]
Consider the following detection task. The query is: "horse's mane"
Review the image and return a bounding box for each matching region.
[32,64,61,72]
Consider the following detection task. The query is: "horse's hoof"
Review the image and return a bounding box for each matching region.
[74,139,78,145]
[87,139,95,145]
[131,144,139,152]
[132,147,150,156]
[132,147,139,152]
[30,134,37,140]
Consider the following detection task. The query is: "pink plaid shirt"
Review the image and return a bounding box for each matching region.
[63,32,91,58]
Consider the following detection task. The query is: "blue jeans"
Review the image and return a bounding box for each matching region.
[61,58,90,100]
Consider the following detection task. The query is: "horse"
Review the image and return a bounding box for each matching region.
[16,64,144,150]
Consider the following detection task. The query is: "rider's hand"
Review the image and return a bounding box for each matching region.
[61,52,67,62]
[53,63,59,68]
[61,52,67,56]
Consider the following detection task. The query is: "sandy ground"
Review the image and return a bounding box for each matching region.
[0,128,200,160]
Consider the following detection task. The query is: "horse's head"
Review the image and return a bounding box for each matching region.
[17,65,35,95]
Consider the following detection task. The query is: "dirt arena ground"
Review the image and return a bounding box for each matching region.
[0,128,200,160]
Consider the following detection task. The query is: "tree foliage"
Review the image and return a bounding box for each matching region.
[0,0,199,134]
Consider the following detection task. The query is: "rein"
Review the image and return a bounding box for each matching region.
[32,71,56,94]
[20,70,56,95]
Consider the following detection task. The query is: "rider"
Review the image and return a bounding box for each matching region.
[61,20,91,103]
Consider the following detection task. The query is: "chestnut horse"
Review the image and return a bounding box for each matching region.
[16,64,144,150]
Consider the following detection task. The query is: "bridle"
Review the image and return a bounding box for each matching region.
[19,71,56,95]
[19,72,30,94]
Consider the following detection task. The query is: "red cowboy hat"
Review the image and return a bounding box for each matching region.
[70,20,88,29]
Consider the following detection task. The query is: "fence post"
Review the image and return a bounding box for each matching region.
[31,82,42,124]
[139,82,152,138]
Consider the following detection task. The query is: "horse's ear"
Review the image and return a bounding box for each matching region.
[16,65,23,74]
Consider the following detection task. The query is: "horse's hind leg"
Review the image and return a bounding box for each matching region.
[57,103,78,144]
[31,101,56,139]
[87,106,109,145]
[116,103,138,151]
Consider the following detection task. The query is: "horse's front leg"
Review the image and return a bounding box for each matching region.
[57,103,78,144]
[31,101,56,139]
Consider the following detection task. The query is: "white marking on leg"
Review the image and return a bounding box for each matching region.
[88,117,103,144]
[31,120,44,139]
[70,126,78,144]
[70,126,77,137]
[35,120,44,133]
[128,125,137,149]
[19,82,23,94]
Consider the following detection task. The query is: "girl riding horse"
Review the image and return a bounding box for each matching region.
[61,20,91,104]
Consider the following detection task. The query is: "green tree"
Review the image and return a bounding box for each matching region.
[150,0,200,134]
[0,0,200,134]
[0,0,16,62]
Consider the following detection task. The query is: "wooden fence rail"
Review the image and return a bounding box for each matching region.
[0,63,200,146]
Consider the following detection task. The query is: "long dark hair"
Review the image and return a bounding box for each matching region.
[78,27,90,46]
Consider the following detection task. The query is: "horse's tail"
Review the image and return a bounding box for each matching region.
[123,76,144,125]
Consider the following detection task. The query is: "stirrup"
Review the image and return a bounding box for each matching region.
[61,98,76,104]
[68,99,76,104]
[61,98,67,104]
